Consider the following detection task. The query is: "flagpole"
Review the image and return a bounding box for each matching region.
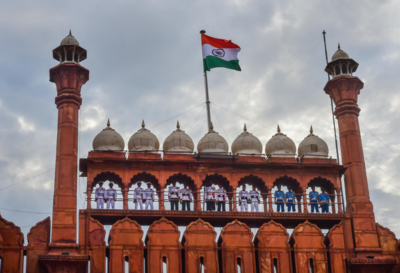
[200,30,212,131]
[322,30,345,213]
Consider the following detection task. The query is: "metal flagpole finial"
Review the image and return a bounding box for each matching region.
[177,120,180,129]
[310,125,313,134]
[277,124,281,133]
[200,30,206,34]
[338,43,341,50]
[244,123,247,131]
[322,30,326,35]
[142,120,145,128]
[107,119,110,127]
[69,29,72,36]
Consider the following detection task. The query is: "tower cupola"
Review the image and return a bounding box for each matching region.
[92,119,125,151]
[52,30,87,64]
[163,121,194,153]
[197,122,229,153]
[231,124,263,155]
[265,125,296,157]
[325,44,358,78]
[128,120,160,152]
[298,126,329,158]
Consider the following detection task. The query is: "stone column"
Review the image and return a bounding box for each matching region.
[122,188,128,210]
[302,187,308,213]
[296,194,302,213]
[263,195,268,212]
[337,189,343,214]
[86,186,92,209]
[267,189,273,212]
[159,187,165,211]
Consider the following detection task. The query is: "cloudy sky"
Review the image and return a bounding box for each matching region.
[1,0,400,245]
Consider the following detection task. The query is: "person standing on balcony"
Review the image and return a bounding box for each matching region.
[180,185,192,211]
[239,185,249,212]
[168,182,180,211]
[144,182,155,210]
[216,183,227,212]
[249,186,260,212]
[285,186,296,212]
[205,181,216,211]
[274,185,285,212]
[309,186,320,213]
[133,182,144,210]
[95,181,106,209]
[106,182,117,209]
[319,188,330,213]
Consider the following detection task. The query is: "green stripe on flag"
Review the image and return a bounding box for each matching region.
[203,56,241,72]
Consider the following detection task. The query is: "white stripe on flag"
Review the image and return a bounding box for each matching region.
[202,44,240,61]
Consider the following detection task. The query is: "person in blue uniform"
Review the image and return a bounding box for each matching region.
[274,185,285,212]
[309,186,320,213]
[285,186,296,212]
[319,188,330,213]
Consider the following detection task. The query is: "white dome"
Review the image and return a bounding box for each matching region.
[331,44,349,61]
[163,121,194,153]
[60,30,79,46]
[298,126,329,157]
[231,124,262,155]
[197,123,229,153]
[92,120,125,151]
[265,125,296,157]
[128,120,160,152]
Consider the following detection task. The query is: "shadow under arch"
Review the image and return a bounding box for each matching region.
[273,175,301,194]
[202,173,231,191]
[308,177,335,194]
[92,171,124,189]
[166,173,195,191]
[130,171,161,191]
[238,175,267,191]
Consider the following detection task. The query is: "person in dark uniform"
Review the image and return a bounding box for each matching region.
[309,186,320,213]
[285,186,296,212]
[274,185,285,212]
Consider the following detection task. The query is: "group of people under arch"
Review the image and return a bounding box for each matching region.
[90,173,340,214]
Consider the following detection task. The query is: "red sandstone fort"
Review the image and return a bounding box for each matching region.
[0,32,399,273]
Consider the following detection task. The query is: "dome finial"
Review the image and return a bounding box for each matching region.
[338,43,341,50]
[177,121,180,129]
[244,123,247,131]
[277,124,281,133]
[210,122,214,131]
[69,29,72,36]
[142,120,145,128]
[310,125,313,134]
[107,119,110,127]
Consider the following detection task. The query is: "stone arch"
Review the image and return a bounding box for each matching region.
[130,171,161,191]
[146,217,181,273]
[86,218,106,273]
[182,219,218,273]
[290,221,327,273]
[26,217,51,273]
[109,217,144,273]
[273,175,301,193]
[202,173,231,191]
[377,223,398,254]
[255,220,291,273]
[238,174,267,191]
[92,171,124,189]
[0,215,23,273]
[308,176,335,194]
[166,172,195,191]
[219,220,255,273]
[325,222,346,273]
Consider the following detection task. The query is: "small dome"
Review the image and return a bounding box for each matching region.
[60,30,79,46]
[231,124,263,155]
[298,126,329,157]
[197,123,229,153]
[163,121,194,153]
[128,120,160,151]
[92,120,125,151]
[331,44,349,61]
[265,125,296,156]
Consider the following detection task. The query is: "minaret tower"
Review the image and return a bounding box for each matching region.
[324,45,381,254]
[39,31,89,272]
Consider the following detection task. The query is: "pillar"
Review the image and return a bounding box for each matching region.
[195,187,201,211]
[122,188,128,210]
[87,186,92,209]
[302,187,308,213]
[268,189,273,213]
[159,187,165,210]
[337,189,343,214]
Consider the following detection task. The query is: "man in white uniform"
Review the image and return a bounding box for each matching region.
[249,185,260,212]
[144,182,155,210]
[106,182,117,209]
[95,181,106,209]
[239,185,249,212]
[205,182,216,211]
[180,186,192,211]
[133,182,144,210]
[168,182,180,211]
[216,183,227,211]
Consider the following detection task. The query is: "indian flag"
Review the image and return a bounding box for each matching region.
[201,33,241,72]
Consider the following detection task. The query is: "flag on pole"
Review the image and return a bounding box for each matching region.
[201,33,241,72]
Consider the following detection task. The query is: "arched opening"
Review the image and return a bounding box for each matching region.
[124,256,129,273]
[342,64,348,74]
[237,257,242,273]
[237,175,267,212]
[200,256,205,273]
[273,258,278,273]
[165,173,195,211]
[309,258,315,273]
[272,176,301,213]
[162,256,168,273]
[129,172,160,210]
[335,65,341,76]
[201,174,231,211]
[308,177,336,213]
[91,172,124,210]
